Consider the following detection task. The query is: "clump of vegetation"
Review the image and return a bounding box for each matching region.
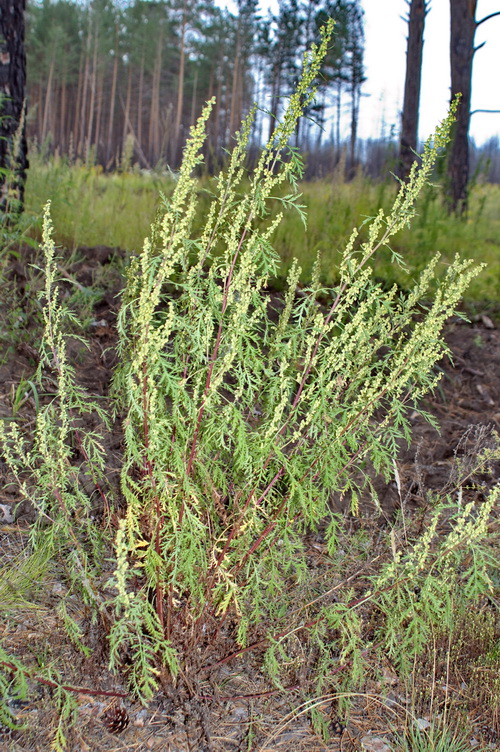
[1,18,498,749]
[393,722,481,752]
[24,150,500,303]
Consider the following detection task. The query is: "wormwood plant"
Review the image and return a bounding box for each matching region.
[0,203,109,583]
[0,20,497,718]
[106,19,491,696]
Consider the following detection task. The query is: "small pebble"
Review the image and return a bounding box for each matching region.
[360,734,392,752]
[416,718,431,730]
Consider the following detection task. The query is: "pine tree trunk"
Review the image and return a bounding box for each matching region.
[174,1,187,162]
[149,31,162,164]
[35,82,42,137]
[229,26,240,136]
[94,71,103,160]
[60,74,67,151]
[74,48,84,151]
[213,73,222,162]
[106,29,119,164]
[122,64,132,148]
[398,0,428,180]
[447,0,476,213]
[335,80,341,151]
[349,72,360,173]
[0,0,28,219]
[41,56,54,143]
[137,54,144,151]
[79,17,92,155]
[268,65,281,141]
[190,68,198,127]
[86,26,99,156]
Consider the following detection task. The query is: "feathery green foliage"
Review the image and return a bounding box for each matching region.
[105,19,491,695]
[1,19,498,718]
[0,202,109,597]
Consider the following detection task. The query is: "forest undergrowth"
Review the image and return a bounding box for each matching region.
[22,148,500,305]
[0,20,499,752]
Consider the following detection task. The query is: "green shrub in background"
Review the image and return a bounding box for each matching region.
[1,19,498,717]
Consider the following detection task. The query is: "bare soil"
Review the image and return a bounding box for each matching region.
[0,246,498,752]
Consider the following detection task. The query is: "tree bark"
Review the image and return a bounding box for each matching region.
[79,14,92,155]
[106,27,119,165]
[174,0,187,161]
[398,0,429,180]
[94,70,103,160]
[136,54,144,153]
[190,67,198,127]
[149,30,162,164]
[86,23,99,157]
[122,64,132,149]
[73,48,84,151]
[0,0,28,219]
[59,71,67,151]
[229,16,241,136]
[349,66,359,171]
[41,55,54,144]
[447,0,476,214]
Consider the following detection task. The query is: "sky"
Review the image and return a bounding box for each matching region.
[360,0,500,145]
[218,0,500,146]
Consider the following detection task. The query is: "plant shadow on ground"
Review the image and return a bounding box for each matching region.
[0,244,498,752]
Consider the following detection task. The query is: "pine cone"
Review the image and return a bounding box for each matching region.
[102,704,130,734]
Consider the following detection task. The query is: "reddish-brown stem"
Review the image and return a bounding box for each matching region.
[214,466,286,570]
[198,640,383,699]
[0,661,128,698]
[166,583,174,640]
[142,361,151,470]
[210,290,349,554]
[202,580,406,673]
[233,494,289,575]
[142,361,165,632]
[232,377,420,577]
[186,221,252,478]
[72,430,110,516]
[202,615,323,671]
[186,324,223,477]
[190,466,288,642]
[262,219,400,461]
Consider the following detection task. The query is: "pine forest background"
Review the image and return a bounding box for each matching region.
[25,0,499,182]
[27,0,370,175]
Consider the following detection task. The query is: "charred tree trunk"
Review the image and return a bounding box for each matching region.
[174,1,187,163]
[0,0,28,221]
[398,0,429,180]
[447,0,500,213]
[268,62,281,142]
[447,0,476,214]
[349,71,360,174]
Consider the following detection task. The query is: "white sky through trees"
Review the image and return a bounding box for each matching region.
[361,0,500,145]
[219,0,500,145]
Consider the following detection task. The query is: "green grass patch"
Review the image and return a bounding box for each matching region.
[25,151,500,302]
[272,177,500,302]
